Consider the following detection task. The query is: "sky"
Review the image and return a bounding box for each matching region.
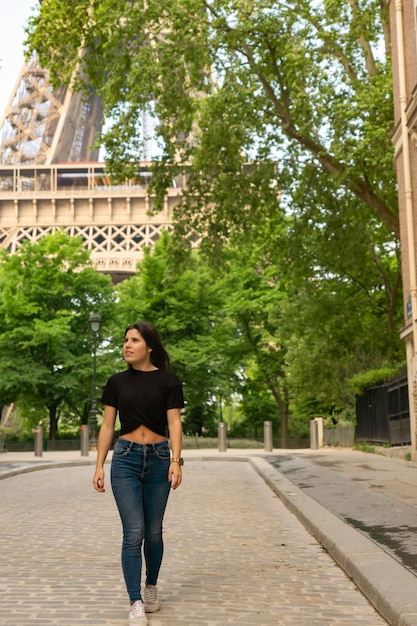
[0,0,38,119]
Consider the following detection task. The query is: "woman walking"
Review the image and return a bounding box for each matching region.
[93,321,184,625]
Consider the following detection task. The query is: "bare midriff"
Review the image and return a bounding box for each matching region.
[122,424,166,445]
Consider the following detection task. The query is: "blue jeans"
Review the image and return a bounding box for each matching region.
[111,438,171,604]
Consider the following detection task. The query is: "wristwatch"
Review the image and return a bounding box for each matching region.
[171,456,184,466]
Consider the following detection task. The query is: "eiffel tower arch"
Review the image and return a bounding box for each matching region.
[0,50,181,281]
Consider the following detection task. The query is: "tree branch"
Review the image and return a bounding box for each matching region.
[348,0,377,75]
[241,40,399,235]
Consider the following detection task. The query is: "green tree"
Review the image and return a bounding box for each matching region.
[278,168,404,419]
[213,186,403,436]
[113,231,241,435]
[0,231,115,439]
[27,0,397,235]
[24,1,404,438]
[213,234,291,444]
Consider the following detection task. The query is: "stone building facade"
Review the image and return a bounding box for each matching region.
[390,0,417,452]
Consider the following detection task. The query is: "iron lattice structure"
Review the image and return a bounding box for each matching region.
[0,162,181,281]
[0,52,178,279]
[0,54,103,166]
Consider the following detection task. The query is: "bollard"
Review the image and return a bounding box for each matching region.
[34,426,43,457]
[310,419,319,450]
[315,417,324,448]
[218,421,227,452]
[80,424,89,457]
[264,420,273,452]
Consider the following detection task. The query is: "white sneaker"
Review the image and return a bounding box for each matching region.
[128,600,148,625]
[144,585,160,613]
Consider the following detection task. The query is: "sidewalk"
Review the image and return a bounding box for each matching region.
[0,449,96,479]
[1,446,417,625]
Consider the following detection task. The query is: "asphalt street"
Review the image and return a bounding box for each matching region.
[267,451,417,577]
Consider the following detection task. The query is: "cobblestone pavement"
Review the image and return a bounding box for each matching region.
[0,459,387,626]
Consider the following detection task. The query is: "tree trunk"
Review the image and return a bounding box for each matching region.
[49,404,59,441]
[280,403,289,449]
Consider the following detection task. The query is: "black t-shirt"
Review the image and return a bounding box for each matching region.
[101,368,184,437]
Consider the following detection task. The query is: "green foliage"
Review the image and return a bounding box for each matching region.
[0,231,116,439]
[218,244,291,441]
[0,226,406,443]
[348,365,406,397]
[21,1,407,441]
[353,442,377,453]
[27,0,398,234]
[110,231,242,435]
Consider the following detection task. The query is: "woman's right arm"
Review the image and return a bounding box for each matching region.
[92,404,117,493]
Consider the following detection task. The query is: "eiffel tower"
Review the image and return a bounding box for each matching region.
[0,50,181,281]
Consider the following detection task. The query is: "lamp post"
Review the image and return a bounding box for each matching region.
[89,308,102,449]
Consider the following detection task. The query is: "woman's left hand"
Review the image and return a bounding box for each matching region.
[168,462,182,490]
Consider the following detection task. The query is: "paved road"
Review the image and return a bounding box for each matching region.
[267,451,417,576]
[0,459,388,626]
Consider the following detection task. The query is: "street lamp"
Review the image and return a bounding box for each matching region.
[89,308,102,449]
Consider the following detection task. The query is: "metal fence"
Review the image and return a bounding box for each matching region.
[356,373,410,446]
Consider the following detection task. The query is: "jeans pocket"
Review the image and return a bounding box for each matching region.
[155,444,170,461]
[113,440,130,456]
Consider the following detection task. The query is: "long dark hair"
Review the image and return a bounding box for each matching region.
[124,321,171,370]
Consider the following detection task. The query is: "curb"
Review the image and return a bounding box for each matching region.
[0,459,96,480]
[249,456,417,626]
